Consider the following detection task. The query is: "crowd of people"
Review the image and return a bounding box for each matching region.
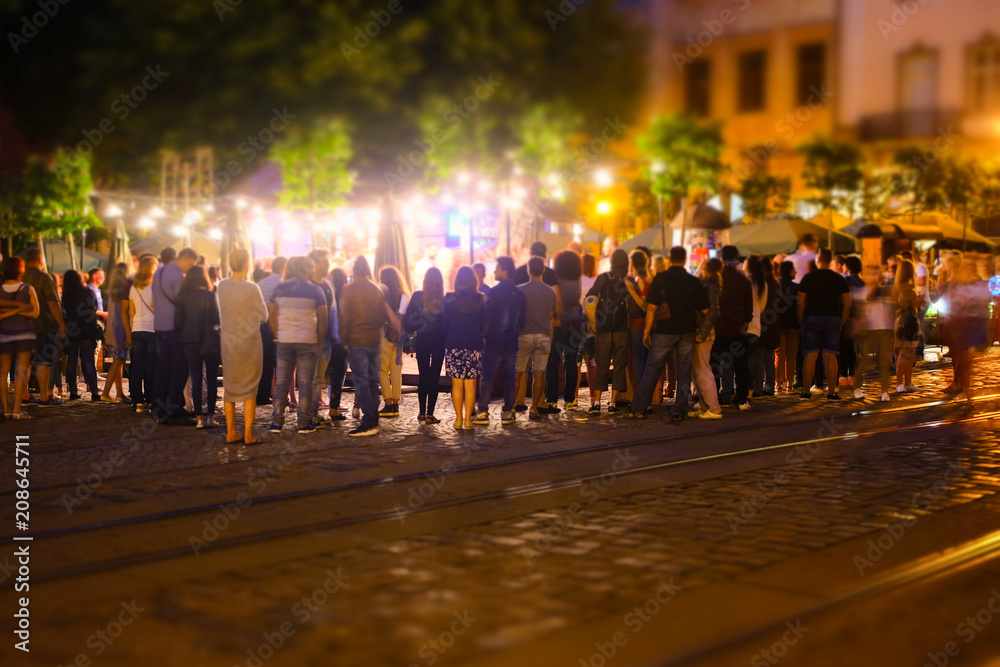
[0,234,994,437]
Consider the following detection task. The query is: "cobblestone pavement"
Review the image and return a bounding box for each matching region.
[3,350,1000,666]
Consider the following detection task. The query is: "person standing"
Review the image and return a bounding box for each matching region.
[100,263,132,404]
[775,261,800,393]
[61,270,101,401]
[472,257,526,425]
[255,256,286,405]
[218,248,269,445]
[943,259,990,408]
[339,256,390,437]
[712,245,753,410]
[892,258,923,394]
[268,257,328,434]
[327,267,349,421]
[517,257,557,420]
[443,266,485,429]
[853,265,894,402]
[902,250,930,361]
[586,249,631,414]
[23,247,66,407]
[152,247,198,424]
[512,242,558,286]
[787,234,818,284]
[689,258,722,419]
[403,267,447,424]
[747,256,779,397]
[797,249,851,401]
[378,265,410,417]
[307,250,336,428]
[175,265,221,428]
[628,246,709,421]
[0,257,39,419]
[625,250,652,405]
[473,262,491,297]
[544,250,584,411]
[87,267,107,321]
[124,256,158,412]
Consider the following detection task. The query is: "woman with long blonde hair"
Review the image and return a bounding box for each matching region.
[124,255,158,412]
[102,262,133,403]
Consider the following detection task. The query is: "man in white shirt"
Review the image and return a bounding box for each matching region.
[787,234,819,284]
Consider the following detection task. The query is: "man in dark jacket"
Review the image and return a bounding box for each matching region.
[472,257,526,425]
[712,245,753,409]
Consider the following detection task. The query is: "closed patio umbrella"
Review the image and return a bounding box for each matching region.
[107,217,131,272]
[375,193,410,287]
[220,207,252,277]
[729,217,857,256]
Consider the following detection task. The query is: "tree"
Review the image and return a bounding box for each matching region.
[891,147,947,218]
[639,114,723,237]
[9,150,100,268]
[270,118,354,252]
[739,173,791,222]
[940,158,980,251]
[797,136,864,246]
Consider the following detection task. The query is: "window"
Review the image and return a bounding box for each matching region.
[738,50,767,112]
[685,60,711,117]
[970,43,1000,111]
[797,43,826,106]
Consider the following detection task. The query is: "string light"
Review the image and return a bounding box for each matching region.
[208,228,223,240]
[106,204,123,217]
[138,216,155,230]
[149,206,166,218]
[594,169,613,187]
[235,198,247,209]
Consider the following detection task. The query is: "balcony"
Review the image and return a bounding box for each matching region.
[858,108,962,141]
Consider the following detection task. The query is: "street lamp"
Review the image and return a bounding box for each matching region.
[594,169,613,188]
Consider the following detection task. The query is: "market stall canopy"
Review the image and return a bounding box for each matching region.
[619,223,671,254]
[130,230,221,263]
[536,198,580,224]
[841,216,944,241]
[107,217,131,274]
[729,217,858,255]
[669,204,731,231]
[893,211,995,249]
[17,239,105,273]
[805,209,854,231]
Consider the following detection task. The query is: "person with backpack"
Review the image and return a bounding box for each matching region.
[628,246,709,421]
[586,248,631,414]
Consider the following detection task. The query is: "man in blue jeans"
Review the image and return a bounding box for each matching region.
[268,256,328,434]
[472,257,526,426]
[152,247,198,424]
[338,256,392,437]
[797,248,851,401]
[629,246,709,422]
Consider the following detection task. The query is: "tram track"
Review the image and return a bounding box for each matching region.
[25,405,1000,583]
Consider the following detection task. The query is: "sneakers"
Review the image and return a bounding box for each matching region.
[268,423,282,434]
[699,410,722,420]
[314,415,332,427]
[38,397,63,407]
[881,393,891,402]
[348,424,380,437]
[528,410,541,420]
[588,403,601,414]
[514,404,528,413]
[379,404,397,417]
[758,389,775,397]
[905,384,918,393]
[564,400,578,410]
[135,403,146,413]
[896,384,906,393]
[827,393,842,401]
[196,416,205,429]
[607,405,621,415]
[204,414,216,429]
[853,388,865,399]
[297,423,317,434]
[799,392,811,401]
[500,410,515,424]
[538,406,561,415]
[687,409,704,418]
[810,385,824,394]
[738,402,752,411]
[471,411,490,425]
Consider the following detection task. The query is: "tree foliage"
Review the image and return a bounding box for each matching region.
[739,172,791,222]
[271,118,354,213]
[798,136,864,214]
[639,114,723,206]
[9,149,100,239]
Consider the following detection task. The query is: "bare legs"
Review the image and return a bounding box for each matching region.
[451,378,477,428]
[225,398,258,443]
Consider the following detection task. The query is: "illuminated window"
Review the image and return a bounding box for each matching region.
[685,60,711,117]
[970,42,1000,111]
[738,50,767,113]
